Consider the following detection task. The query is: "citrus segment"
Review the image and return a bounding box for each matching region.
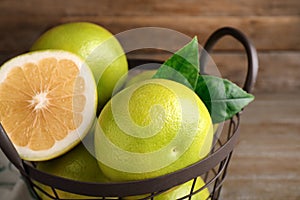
[0,50,97,161]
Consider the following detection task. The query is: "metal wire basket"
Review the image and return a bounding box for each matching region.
[0,27,258,200]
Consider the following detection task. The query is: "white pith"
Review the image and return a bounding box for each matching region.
[29,91,49,110]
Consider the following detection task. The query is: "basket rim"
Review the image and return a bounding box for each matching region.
[1,26,258,198]
[0,56,243,198]
[22,114,240,197]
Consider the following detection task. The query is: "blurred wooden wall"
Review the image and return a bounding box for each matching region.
[0,0,299,93]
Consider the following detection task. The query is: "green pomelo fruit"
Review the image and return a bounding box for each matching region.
[35,143,109,199]
[0,50,97,161]
[125,177,210,200]
[30,22,128,112]
[95,78,213,181]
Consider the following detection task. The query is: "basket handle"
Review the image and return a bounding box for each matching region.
[0,123,26,173]
[200,27,258,93]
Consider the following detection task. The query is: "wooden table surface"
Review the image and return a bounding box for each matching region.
[220,92,300,200]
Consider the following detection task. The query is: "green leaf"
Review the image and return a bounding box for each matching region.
[196,75,255,123]
[152,37,255,123]
[152,37,199,90]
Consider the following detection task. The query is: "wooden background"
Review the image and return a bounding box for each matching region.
[0,0,299,93]
[0,1,299,200]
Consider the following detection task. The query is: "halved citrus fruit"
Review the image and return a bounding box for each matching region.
[0,50,97,161]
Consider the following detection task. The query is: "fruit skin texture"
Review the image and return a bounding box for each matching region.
[35,143,109,200]
[31,22,128,111]
[125,177,210,200]
[95,79,213,181]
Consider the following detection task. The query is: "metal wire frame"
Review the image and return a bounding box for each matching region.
[0,26,258,200]
[0,113,241,200]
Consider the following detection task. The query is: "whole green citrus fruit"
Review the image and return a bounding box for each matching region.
[30,22,128,111]
[156,177,210,200]
[125,177,210,200]
[35,142,109,199]
[95,78,213,181]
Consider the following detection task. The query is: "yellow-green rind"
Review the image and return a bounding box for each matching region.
[35,143,110,200]
[125,177,210,200]
[95,79,213,181]
[30,22,128,111]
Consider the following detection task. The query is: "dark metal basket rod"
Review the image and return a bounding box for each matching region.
[0,26,258,199]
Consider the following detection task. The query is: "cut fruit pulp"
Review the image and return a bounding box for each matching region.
[0,50,97,161]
